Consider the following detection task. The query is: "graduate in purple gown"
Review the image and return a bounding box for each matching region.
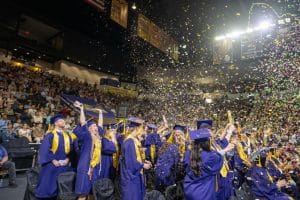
[120,117,152,200]
[100,124,118,179]
[35,114,72,199]
[73,101,115,200]
[144,124,162,163]
[155,125,185,192]
[250,150,292,200]
[184,128,235,200]
[197,120,235,200]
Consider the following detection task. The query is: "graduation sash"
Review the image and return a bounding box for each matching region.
[50,130,71,154]
[150,145,156,163]
[90,134,102,168]
[236,142,251,167]
[126,134,143,173]
[104,133,119,169]
[212,141,229,177]
[268,154,283,174]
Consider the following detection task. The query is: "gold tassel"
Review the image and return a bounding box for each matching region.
[212,141,229,177]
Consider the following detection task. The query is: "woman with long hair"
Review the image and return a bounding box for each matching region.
[73,102,116,200]
[250,150,292,200]
[155,124,186,192]
[184,128,235,200]
[120,117,152,200]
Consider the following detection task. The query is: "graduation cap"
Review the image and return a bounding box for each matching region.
[104,123,118,130]
[163,131,172,140]
[86,119,96,128]
[147,124,157,130]
[50,114,64,124]
[127,117,143,128]
[173,124,186,132]
[189,128,211,141]
[197,119,213,129]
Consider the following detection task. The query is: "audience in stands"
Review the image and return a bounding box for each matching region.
[0,144,17,187]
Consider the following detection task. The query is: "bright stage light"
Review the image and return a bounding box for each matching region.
[285,18,291,23]
[131,3,137,10]
[258,20,271,29]
[246,28,253,33]
[228,31,244,38]
[278,19,285,24]
[214,19,275,41]
[215,35,226,41]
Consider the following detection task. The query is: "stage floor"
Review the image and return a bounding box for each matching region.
[0,173,27,200]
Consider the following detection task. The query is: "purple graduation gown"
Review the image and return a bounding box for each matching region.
[35,132,71,198]
[144,132,162,162]
[184,150,224,200]
[74,124,105,195]
[99,137,117,179]
[155,143,180,189]
[120,138,145,200]
[215,138,234,200]
[250,166,291,200]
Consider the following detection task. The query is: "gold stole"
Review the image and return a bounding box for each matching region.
[126,134,143,174]
[50,130,71,154]
[104,133,119,169]
[269,154,283,174]
[150,145,156,163]
[212,141,229,177]
[236,142,251,167]
[266,170,273,183]
[90,134,102,168]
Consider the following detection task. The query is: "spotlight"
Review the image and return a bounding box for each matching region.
[278,19,285,25]
[246,28,253,33]
[285,18,291,23]
[215,35,226,41]
[258,20,271,30]
[131,3,137,10]
[228,31,243,38]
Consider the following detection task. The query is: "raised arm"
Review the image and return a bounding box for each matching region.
[74,101,86,126]
[97,109,103,128]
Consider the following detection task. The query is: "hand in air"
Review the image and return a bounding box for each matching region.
[73,101,83,108]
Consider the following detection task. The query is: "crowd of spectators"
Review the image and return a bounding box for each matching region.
[0,19,298,147]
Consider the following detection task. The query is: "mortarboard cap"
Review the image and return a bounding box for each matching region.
[147,124,157,130]
[189,128,211,141]
[173,124,186,132]
[127,117,143,128]
[197,119,213,129]
[163,131,172,140]
[86,119,96,128]
[104,123,118,130]
[50,114,64,124]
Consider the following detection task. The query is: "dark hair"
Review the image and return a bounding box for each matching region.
[260,156,266,167]
[190,139,211,176]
